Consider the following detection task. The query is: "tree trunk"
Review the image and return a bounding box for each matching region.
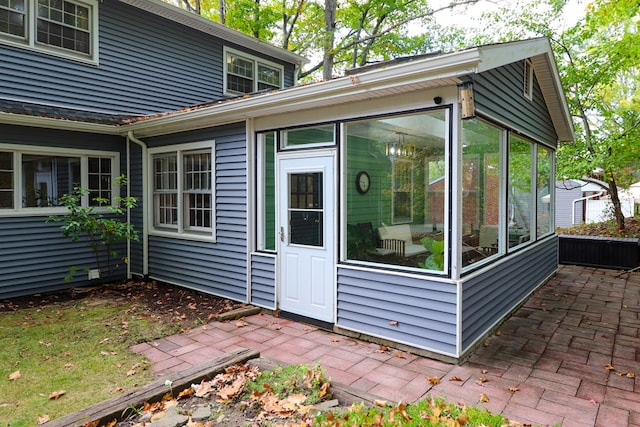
[253,0,261,38]
[606,174,626,231]
[219,0,225,24]
[322,0,337,81]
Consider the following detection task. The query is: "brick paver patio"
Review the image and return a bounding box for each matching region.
[133,265,640,426]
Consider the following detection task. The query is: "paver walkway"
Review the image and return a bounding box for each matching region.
[132,265,640,426]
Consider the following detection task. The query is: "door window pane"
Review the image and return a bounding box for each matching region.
[289,172,323,246]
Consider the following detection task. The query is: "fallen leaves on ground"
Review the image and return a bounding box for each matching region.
[130,363,320,425]
[604,364,636,378]
[8,370,21,381]
[48,390,66,400]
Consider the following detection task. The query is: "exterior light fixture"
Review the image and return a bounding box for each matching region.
[386,132,416,159]
[459,80,475,119]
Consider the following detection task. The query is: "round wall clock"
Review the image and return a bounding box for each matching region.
[355,171,371,194]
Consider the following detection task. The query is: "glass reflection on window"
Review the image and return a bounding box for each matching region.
[508,135,534,248]
[344,110,447,272]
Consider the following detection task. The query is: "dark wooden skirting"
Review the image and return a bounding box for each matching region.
[558,235,640,270]
[48,348,259,427]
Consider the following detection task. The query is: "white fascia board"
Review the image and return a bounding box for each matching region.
[475,38,551,72]
[116,0,307,66]
[123,50,482,137]
[0,112,119,135]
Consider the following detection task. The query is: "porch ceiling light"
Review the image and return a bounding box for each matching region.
[459,80,475,120]
[386,131,416,159]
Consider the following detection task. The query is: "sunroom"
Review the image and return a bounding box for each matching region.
[248,38,572,361]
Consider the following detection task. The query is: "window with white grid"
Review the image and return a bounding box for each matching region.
[153,154,178,228]
[224,47,283,95]
[183,150,211,230]
[150,142,215,240]
[0,0,97,62]
[88,156,112,206]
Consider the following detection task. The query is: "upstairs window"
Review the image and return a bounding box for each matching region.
[37,0,91,55]
[224,47,283,95]
[0,0,26,38]
[0,0,97,62]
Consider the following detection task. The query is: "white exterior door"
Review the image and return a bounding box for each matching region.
[278,153,335,322]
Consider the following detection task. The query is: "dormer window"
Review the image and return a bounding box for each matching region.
[523,59,533,100]
[224,47,283,95]
[0,0,98,63]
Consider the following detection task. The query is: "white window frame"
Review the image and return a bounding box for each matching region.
[148,141,216,242]
[0,143,119,216]
[0,0,99,64]
[223,47,283,96]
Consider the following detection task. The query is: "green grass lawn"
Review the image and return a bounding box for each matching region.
[0,296,181,426]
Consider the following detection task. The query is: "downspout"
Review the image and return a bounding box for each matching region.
[126,131,149,277]
[572,191,604,225]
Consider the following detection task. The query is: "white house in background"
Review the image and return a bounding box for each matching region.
[556,179,635,227]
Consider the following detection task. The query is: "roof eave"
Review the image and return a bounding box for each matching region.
[122,50,482,137]
[0,112,119,135]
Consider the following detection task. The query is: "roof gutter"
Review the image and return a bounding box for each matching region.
[123,49,483,137]
[0,111,119,134]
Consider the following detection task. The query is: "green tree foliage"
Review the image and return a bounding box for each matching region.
[554,0,640,230]
[469,0,639,231]
[164,0,485,79]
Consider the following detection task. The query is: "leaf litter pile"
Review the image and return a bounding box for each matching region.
[115,362,333,427]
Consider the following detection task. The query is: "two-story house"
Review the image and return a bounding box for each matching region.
[0,0,573,362]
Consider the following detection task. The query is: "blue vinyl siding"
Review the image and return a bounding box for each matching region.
[144,123,248,302]
[0,125,128,298]
[461,236,558,353]
[337,267,458,356]
[0,217,127,298]
[250,253,276,309]
[0,2,296,115]
[475,61,558,147]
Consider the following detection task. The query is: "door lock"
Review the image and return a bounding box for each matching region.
[280,226,285,242]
